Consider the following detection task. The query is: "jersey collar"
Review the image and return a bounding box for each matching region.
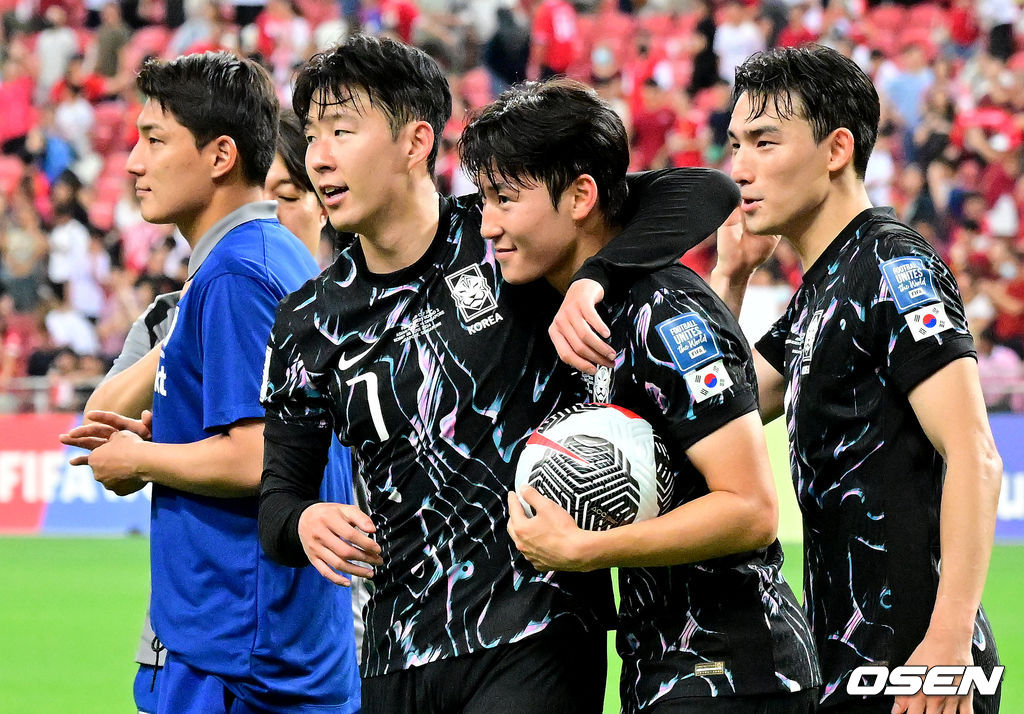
[186,201,279,279]
[801,206,896,286]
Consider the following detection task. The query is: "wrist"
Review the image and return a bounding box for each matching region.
[710,265,752,288]
[571,529,604,572]
[928,599,979,640]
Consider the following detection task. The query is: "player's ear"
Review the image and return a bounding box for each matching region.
[826,127,856,175]
[569,174,600,221]
[404,120,435,172]
[208,135,240,180]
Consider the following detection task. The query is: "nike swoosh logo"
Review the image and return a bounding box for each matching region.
[338,346,374,370]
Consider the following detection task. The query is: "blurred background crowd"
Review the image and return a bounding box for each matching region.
[0,0,1022,413]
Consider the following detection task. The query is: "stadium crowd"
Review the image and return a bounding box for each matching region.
[0,0,1023,412]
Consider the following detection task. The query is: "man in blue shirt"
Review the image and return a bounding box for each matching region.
[61,53,360,713]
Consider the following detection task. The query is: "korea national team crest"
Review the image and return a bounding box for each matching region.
[592,365,612,403]
[445,264,499,331]
[905,302,952,341]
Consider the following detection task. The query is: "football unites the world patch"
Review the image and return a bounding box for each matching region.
[656,312,723,373]
[880,256,939,313]
[656,312,732,402]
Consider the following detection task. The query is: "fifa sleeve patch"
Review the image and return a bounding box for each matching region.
[684,359,734,403]
[655,312,722,374]
[880,257,940,313]
[905,302,953,341]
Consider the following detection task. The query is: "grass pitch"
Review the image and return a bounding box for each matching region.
[0,537,1018,713]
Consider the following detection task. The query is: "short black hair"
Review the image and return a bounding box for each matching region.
[137,52,279,186]
[732,44,880,178]
[276,109,314,193]
[459,78,629,224]
[293,34,452,174]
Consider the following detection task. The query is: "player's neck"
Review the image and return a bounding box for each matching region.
[787,179,873,273]
[357,176,440,275]
[550,214,620,294]
[177,184,265,246]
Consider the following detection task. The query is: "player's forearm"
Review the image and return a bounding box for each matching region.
[930,440,1002,635]
[84,346,159,418]
[259,421,333,566]
[709,267,749,318]
[577,490,777,570]
[132,421,265,497]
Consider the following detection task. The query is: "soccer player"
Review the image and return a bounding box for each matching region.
[460,77,820,714]
[258,34,738,714]
[705,46,1001,713]
[59,54,360,713]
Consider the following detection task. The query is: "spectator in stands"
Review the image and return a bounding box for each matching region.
[528,0,581,79]
[883,43,935,163]
[34,6,80,104]
[713,0,764,84]
[483,6,529,95]
[0,43,36,159]
[47,201,90,295]
[688,0,719,96]
[776,2,817,49]
[631,78,676,170]
[977,327,1024,411]
[43,282,99,357]
[0,190,47,312]
[88,2,131,80]
[167,0,220,57]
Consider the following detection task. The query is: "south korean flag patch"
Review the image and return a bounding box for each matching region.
[905,302,953,341]
[684,359,733,403]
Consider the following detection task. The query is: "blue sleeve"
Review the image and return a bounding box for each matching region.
[199,273,280,431]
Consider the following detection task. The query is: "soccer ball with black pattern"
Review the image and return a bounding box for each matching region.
[515,404,672,530]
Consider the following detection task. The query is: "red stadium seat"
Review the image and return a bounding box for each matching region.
[91,102,128,155]
[867,4,907,34]
[88,200,115,232]
[124,25,171,72]
[907,4,948,32]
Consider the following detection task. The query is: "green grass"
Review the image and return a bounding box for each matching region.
[0,422,1015,712]
[0,537,1018,713]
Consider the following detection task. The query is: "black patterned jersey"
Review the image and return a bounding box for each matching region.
[591,264,820,711]
[261,195,614,677]
[755,208,999,708]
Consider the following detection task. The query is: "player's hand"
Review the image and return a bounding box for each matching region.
[549,278,615,376]
[61,410,153,465]
[87,429,148,496]
[891,628,975,714]
[507,487,592,572]
[712,208,780,281]
[298,502,383,587]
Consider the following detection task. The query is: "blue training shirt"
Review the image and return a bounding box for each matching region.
[150,202,360,711]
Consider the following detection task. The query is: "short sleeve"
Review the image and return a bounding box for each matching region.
[196,273,279,431]
[260,292,335,434]
[631,287,758,451]
[755,309,792,377]
[867,232,976,393]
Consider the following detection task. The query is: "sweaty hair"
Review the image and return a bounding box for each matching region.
[137,52,279,186]
[292,34,452,175]
[732,44,880,178]
[276,109,314,193]
[459,78,629,223]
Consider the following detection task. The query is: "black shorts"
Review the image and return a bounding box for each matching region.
[361,620,606,714]
[646,688,818,714]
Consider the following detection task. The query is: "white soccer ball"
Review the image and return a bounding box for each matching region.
[515,403,672,531]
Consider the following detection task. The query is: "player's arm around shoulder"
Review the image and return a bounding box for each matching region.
[511,285,779,571]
